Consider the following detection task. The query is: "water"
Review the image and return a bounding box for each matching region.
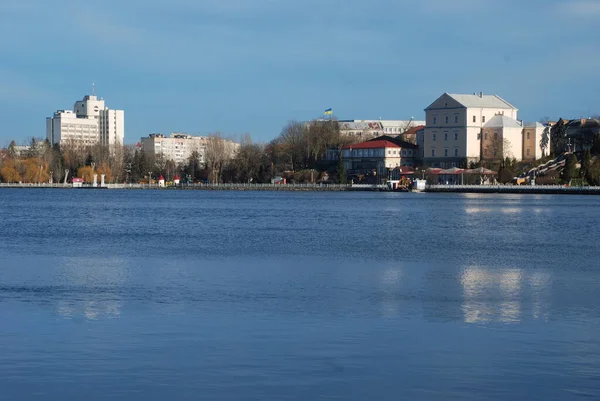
[1,189,600,400]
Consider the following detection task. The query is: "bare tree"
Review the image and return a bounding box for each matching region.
[205,133,237,183]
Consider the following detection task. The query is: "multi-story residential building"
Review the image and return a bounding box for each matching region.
[341,137,418,182]
[423,93,518,167]
[338,119,426,141]
[141,133,240,166]
[46,94,124,148]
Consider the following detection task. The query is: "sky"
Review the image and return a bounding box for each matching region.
[0,0,599,145]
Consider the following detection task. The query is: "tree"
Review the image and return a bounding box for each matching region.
[561,153,578,184]
[592,133,600,155]
[550,119,568,155]
[205,134,236,183]
[0,159,21,183]
[581,149,592,180]
[336,156,347,184]
[497,157,515,184]
[539,126,550,158]
[77,166,95,183]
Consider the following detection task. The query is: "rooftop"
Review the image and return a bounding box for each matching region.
[447,93,516,109]
[342,140,400,150]
[484,114,523,129]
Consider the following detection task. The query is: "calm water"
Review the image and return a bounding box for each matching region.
[1,189,600,400]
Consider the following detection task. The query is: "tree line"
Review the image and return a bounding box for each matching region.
[0,119,356,184]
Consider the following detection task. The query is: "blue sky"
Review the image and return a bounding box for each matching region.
[0,0,599,145]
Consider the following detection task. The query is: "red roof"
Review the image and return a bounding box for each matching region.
[174,175,180,180]
[158,175,165,180]
[342,140,400,150]
[402,125,426,136]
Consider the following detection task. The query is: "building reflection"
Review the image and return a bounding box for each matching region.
[460,266,551,324]
[54,256,128,320]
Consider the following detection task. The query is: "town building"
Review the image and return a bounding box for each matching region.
[141,133,239,166]
[46,94,124,149]
[423,93,518,167]
[423,92,548,166]
[338,119,426,141]
[341,137,418,183]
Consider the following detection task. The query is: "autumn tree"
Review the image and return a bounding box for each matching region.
[0,159,22,183]
[77,166,95,183]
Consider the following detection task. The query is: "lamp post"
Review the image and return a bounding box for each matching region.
[148,172,152,188]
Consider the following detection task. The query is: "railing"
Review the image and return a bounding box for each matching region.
[0,182,388,191]
[426,184,600,194]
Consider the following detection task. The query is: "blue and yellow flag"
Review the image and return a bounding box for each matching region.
[324,108,333,115]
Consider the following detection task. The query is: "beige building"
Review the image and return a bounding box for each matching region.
[423,93,520,167]
[141,133,239,166]
[341,138,418,183]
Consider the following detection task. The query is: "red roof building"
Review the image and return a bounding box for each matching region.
[341,138,418,184]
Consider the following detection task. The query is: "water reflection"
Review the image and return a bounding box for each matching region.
[460,266,551,323]
[54,257,128,320]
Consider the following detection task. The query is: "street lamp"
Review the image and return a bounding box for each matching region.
[148,172,152,188]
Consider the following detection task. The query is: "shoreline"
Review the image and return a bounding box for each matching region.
[2,183,600,195]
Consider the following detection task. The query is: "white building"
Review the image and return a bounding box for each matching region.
[141,133,240,166]
[46,94,124,148]
[423,93,518,167]
[341,139,418,182]
[339,119,426,141]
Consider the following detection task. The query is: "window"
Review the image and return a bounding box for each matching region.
[444,133,448,141]
[451,162,456,168]
[482,116,486,123]
[484,133,488,140]
[444,149,448,157]
[454,115,459,123]
[433,133,437,141]
[445,116,449,124]
[473,116,476,123]
[433,117,437,124]
[454,132,458,140]
[494,132,498,140]
[526,132,530,140]
[454,148,458,157]
[526,148,531,156]
[431,149,435,157]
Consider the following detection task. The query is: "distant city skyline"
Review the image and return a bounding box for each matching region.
[1,0,599,146]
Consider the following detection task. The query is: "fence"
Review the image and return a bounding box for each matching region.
[426,184,600,194]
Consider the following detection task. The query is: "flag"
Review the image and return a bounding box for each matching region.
[324,108,333,115]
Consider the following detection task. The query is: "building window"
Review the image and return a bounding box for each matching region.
[433,117,437,124]
[484,133,488,140]
[432,149,435,157]
[445,116,449,124]
[454,132,458,140]
[477,133,481,140]
[451,162,456,167]
[444,133,448,141]
[433,133,436,141]
[526,148,530,156]
[527,132,530,139]
[444,149,448,157]
[454,115,459,123]
[482,116,486,123]
[454,148,458,157]
[473,116,476,123]
[494,132,498,140]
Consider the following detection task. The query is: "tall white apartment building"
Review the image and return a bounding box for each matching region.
[141,133,240,166]
[46,94,124,148]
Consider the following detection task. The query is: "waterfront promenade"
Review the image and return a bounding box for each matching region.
[3,182,600,194]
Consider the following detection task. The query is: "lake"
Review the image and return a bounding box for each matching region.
[1,189,599,400]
